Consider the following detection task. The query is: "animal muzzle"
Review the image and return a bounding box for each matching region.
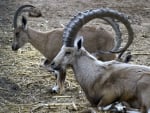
[12,44,19,51]
[50,61,61,71]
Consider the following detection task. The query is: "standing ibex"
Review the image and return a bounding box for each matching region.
[50,8,150,113]
[12,5,129,93]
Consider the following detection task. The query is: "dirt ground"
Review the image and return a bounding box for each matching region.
[0,0,150,113]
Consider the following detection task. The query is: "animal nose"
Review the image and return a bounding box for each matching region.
[50,61,60,70]
[44,59,51,66]
[12,44,19,51]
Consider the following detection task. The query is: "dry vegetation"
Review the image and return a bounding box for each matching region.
[0,0,150,112]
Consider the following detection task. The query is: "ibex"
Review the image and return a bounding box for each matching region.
[50,8,150,113]
[12,5,129,93]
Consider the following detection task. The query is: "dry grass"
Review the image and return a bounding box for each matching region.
[0,0,150,112]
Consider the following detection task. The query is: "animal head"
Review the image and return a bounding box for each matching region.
[51,36,84,70]
[12,16,29,51]
[12,5,41,51]
[50,8,134,70]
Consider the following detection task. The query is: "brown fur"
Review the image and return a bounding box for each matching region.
[50,38,150,112]
[12,19,117,93]
[12,25,116,61]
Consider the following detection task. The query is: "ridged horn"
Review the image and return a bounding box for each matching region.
[63,8,134,54]
[13,5,35,28]
[102,17,122,52]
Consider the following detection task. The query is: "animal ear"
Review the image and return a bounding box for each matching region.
[22,16,27,29]
[75,36,83,50]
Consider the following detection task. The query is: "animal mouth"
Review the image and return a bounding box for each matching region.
[53,66,61,71]
[12,44,19,51]
[51,63,61,71]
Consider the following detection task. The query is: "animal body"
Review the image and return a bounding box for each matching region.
[12,5,128,93]
[52,43,150,112]
[50,8,150,113]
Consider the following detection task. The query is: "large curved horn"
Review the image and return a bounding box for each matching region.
[102,17,122,52]
[63,8,134,55]
[13,5,35,28]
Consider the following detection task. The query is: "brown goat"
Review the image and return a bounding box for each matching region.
[49,8,150,113]
[12,5,127,93]
[51,42,150,113]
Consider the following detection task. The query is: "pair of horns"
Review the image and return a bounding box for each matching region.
[63,8,134,55]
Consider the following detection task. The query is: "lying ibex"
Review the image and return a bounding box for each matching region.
[12,5,128,93]
[50,8,150,113]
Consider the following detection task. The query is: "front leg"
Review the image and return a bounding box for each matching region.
[43,59,66,94]
[51,68,66,94]
[97,98,126,113]
[98,103,127,113]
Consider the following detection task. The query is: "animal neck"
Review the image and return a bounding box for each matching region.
[27,27,48,55]
[72,49,104,89]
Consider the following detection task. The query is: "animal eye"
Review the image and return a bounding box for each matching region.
[65,51,71,55]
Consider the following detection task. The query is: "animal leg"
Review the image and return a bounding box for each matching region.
[51,68,66,94]
[43,59,66,94]
[97,94,126,112]
[97,95,116,111]
[98,102,127,113]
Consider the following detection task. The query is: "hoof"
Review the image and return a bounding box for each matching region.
[50,85,59,94]
[110,102,127,113]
